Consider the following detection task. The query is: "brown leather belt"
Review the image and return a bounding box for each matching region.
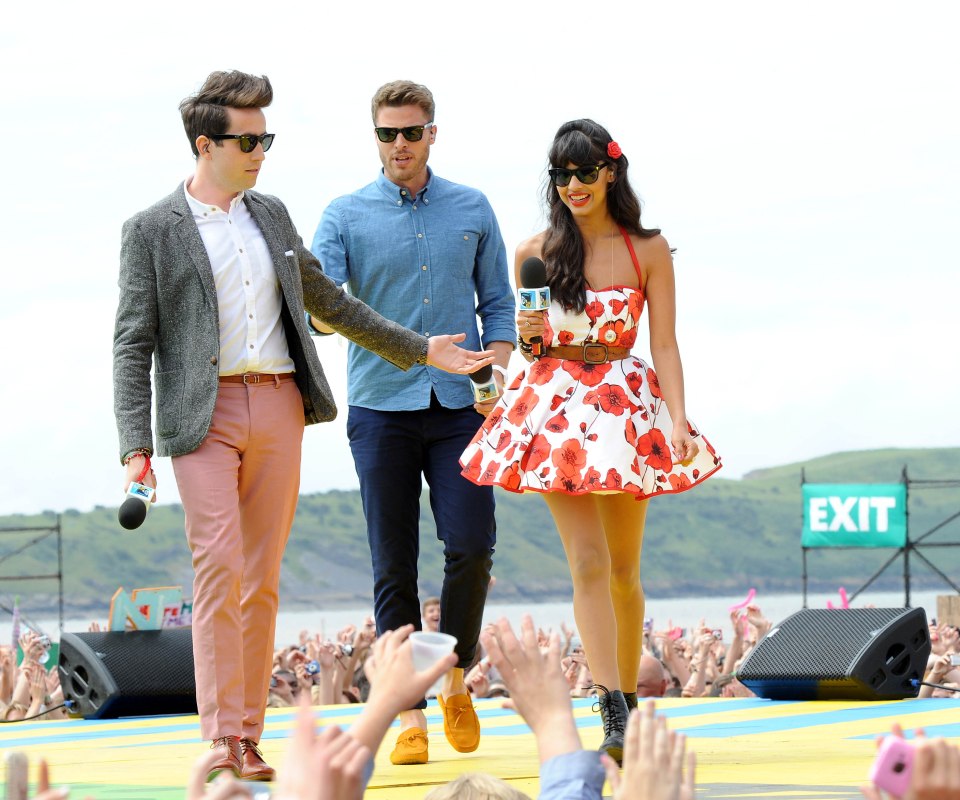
[542,344,632,364]
[219,372,296,385]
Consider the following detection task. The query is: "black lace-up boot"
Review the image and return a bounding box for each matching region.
[592,684,630,764]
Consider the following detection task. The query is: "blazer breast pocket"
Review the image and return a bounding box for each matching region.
[284,249,305,302]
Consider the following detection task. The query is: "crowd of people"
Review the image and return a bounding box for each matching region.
[263,603,960,709]
[5,610,960,798]
[262,601,767,713]
[0,630,68,722]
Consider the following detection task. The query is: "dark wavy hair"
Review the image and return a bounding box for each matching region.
[542,119,660,312]
[179,71,273,158]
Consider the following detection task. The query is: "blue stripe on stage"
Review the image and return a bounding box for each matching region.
[675,699,954,738]
[4,697,948,748]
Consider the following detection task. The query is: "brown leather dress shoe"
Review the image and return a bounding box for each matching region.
[240,738,276,782]
[207,735,242,781]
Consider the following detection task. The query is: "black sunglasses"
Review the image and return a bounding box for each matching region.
[209,133,275,153]
[548,163,608,187]
[374,123,433,143]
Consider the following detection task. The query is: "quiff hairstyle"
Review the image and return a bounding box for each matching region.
[179,70,273,158]
[370,80,435,124]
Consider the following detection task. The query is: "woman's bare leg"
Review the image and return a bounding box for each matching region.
[544,493,620,689]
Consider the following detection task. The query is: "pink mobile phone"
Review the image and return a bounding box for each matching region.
[868,736,914,797]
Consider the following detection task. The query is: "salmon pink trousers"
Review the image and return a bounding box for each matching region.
[172,377,304,741]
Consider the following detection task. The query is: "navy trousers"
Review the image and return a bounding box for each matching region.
[347,401,496,701]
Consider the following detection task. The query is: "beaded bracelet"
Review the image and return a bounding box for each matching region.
[517,336,533,354]
[122,449,152,466]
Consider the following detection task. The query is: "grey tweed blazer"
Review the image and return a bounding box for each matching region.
[113,185,428,461]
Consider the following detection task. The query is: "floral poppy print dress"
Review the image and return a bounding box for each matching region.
[460,235,720,500]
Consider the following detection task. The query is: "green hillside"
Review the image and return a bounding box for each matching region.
[1,448,958,620]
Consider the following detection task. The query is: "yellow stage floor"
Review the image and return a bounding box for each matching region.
[2,696,958,798]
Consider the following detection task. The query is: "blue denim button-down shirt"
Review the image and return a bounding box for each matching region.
[311,169,515,410]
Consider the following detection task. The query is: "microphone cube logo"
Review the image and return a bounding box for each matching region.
[518,288,551,311]
[127,482,155,503]
[474,384,499,402]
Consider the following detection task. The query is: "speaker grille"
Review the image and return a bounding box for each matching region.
[738,607,929,700]
[59,628,197,718]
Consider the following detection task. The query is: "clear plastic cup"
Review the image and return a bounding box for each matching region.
[409,631,457,672]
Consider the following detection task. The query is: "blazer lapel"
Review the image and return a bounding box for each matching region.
[244,194,295,295]
[170,187,218,308]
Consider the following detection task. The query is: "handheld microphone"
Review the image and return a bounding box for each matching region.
[518,256,550,356]
[469,364,500,403]
[118,455,155,530]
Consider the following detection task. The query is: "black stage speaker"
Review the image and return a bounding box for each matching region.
[737,607,930,701]
[58,627,197,719]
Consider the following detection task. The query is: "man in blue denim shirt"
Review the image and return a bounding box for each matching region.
[310,80,515,765]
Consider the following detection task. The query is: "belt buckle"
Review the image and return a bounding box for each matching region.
[242,373,261,385]
[582,343,608,364]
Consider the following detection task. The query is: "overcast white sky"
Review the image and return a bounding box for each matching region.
[1,0,957,516]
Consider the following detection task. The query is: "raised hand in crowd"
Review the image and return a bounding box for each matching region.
[560,622,575,656]
[271,698,371,800]
[481,615,607,798]
[337,624,357,645]
[918,653,960,699]
[269,670,298,706]
[25,661,48,718]
[721,610,747,676]
[0,645,15,703]
[348,624,457,756]
[536,627,551,652]
[6,659,36,721]
[560,654,580,694]
[681,629,716,698]
[936,624,960,657]
[465,657,492,698]
[654,629,690,688]
[18,631,46,665]
[745,604,772,640]
[186,751,255,800]
[314,640,341,706]
[3,754,95,800]
[564,652,593,698]
[861,724,960,800]
[481,615,582,765]
[602,701,696,800]
[294,662,315,698]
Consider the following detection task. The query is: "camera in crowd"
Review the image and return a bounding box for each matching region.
[37,633,52,665]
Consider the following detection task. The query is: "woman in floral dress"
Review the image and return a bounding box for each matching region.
[460,119,720,763]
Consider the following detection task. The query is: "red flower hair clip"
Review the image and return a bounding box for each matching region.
[607,141,622,159]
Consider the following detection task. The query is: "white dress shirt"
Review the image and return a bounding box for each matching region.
[184,180,295,376]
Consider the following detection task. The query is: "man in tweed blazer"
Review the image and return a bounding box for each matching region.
[112,71,492,782]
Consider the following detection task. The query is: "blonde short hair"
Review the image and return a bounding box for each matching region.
[424,773,531,800]
[371,80,435,123]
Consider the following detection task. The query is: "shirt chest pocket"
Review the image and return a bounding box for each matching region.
[425,228,480,288]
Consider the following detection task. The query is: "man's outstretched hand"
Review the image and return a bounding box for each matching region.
[426,333,495,374]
